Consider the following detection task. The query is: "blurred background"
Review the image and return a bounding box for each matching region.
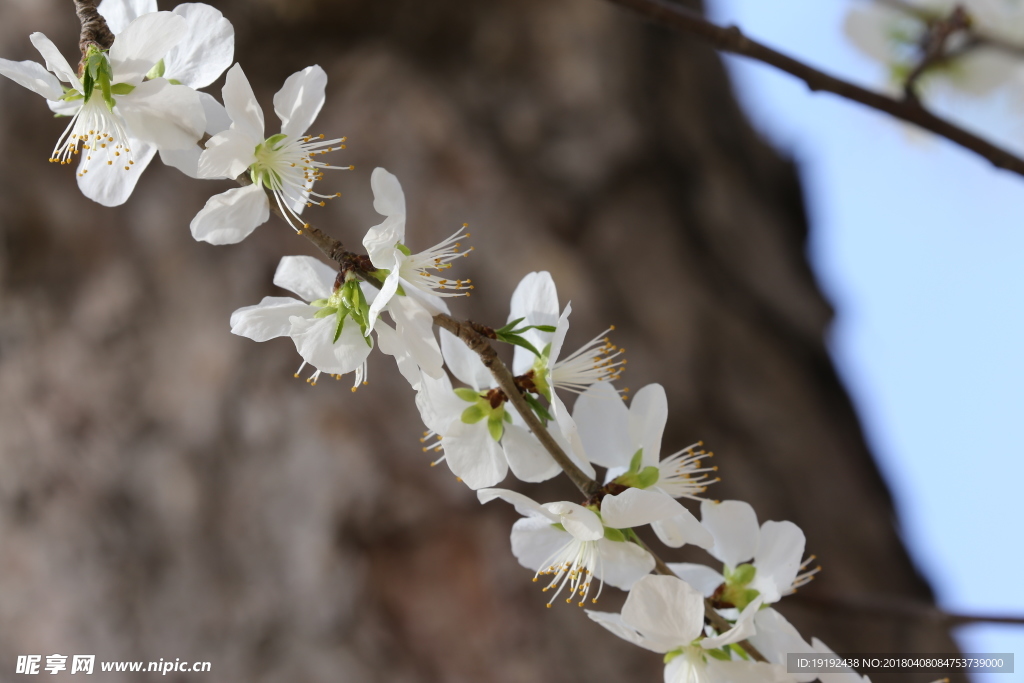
[0,0,1018,681]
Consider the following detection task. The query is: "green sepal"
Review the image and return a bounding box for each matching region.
[729,563,756,587]
[454,387,480,402]
[496,332,542,358]
[550,522,566,532]
[310,298,331,307]
[461,405,486,424]
[395,283,406,296]
[603,527,627,543]
[110,83,135,96]
[145,58,166,80]
[522,392,552,425]
[167,78,182,86]
[313,306,338,319]
[663,648,684,664]
[705,648,731,662]
[635,466,660,489]
[503,410,512,424]
[332,308,350,343]
[60,89,84,102]
[728,643,751,661]
[396,243,412,256]
[628,448,644,473]
[487,410,505,441]
[264,133,288,150]
[371,269,391,283]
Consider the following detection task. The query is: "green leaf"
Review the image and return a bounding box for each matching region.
[495,317,526,335]
[628,448,644,473]
[603,527,627,542]
[522,393,552,425]
[487,410,505,441]
[497,332,541,358]
[636,466,660,489]
[454,388,480,402]
[461,405,486,424]
[532,325,557,332]
[145,58,166,80]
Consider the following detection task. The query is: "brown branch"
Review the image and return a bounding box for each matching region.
[602,0,1024,178]
[74,0,115,57]
[903,6,970,101]
[791,592,1024,627]
[875,0,1024,61]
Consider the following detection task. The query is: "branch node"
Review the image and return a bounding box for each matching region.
[75,0,115,58]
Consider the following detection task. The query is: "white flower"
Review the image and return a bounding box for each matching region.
[0,13,206,206]
[191,63,349,245]
[361,167,473,333]
[229,255,374,388]
[479,488,698,606]
[94,0,235,179]
[668,500,819,608]
[844,0,1024,99]
[413,330,590,489]
[586,574,788,683]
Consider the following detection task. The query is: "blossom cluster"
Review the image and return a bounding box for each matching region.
[0,3,954,683]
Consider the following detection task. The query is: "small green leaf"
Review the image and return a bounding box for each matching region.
[496,317,526,335]
[532,324,557,333]
[628,448,644,473]
[145,58,166,80]
[603,527,627,542]
[522,393,552,425]
[487,411,505,441]
[497,332,541,358]
[461,405,486,424]
[635,466,660,489]
[454,387,480,402]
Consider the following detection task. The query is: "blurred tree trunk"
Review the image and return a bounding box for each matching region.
[0,0,961,681]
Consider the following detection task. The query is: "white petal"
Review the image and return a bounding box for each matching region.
[622,575,705,649]
[439,327,493,391]
[811,639,870,683]
[573,380,632,468]
[842,5,903,65]
[701,499,759,569]
[229,296,312,341]
[751,520,805,604]
[289,314,371,375]
[441,420,507,489]
[548,302,572,366]
[509,516,570,571]
[500,423,561,483]
[159,145,201,178]
[273,255,335,302]
[109,12,187,86]
[629,383,668,468]
[117,79,204,150]
[47,98,79,116]
[374,322,421,390]
[595,537,654,590]
[274,65,327,138]
[198,127,257,179]
[414,372,464,434]
[365,262,400,334]
[585,611,665,653]
[29,33,81,89]
[704,659,793,683]
[221,63,264,141]
[477,488,555,521]
[700,595,763,649]
[162,3,234,89]
[664,562,725,597]
[507,271,558,375]
[76,139,156,207]
[199,91,232,136]
[98,0,156,35]
[748,608,817,682]
[362,215,405,269]
[651,509,715,549]
[189,184,268,244]
[601,488,688,530]
[0,58,64,99]
[544,501,604,541]
[551,391,597,479]
[370,166,406,217]
[387,294,444,378]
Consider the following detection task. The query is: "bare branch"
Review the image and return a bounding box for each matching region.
[602,0,1024,178]
[74,0,115,57]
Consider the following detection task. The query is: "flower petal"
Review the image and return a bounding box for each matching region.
[98,0,156,35]
[585,611,665,653]
[374,322,421,390]
[507,271,559,375]
[573,380,632,468]
[109,12,187,86]
[117,79,205,150]
[29,33,81,89]
[748,608,817,682]
[371,166,406,217]
[622,575,704,649]
[595,537,654,590]
[0,58,64,99]
[274,65,327,138]
[477,488,555,521]
[700,595,763,649]
[664,562,725,597]
[629,383,668,468]
[289,314,371,375]
[199,91,232,136]
[414,371,464,434]
[601,487,688,530]
[386,295,444,378]
[441,420,508,489]
[229,296,312,342]
[651,509,714,549]
[551,391,597,479]
[544,502,603,541]
[509,516,569,571]
[190,183,268,245]
[162,3,234,89]
[221,63,264,142]
[751,520,805,604]
[500,423,561,483]
[701,499,759,569]
[198,127,257,179]
[273,255,335,302]
[362,215,405,269]
[365,261,400,334]
[439,327,493,391]
[76,139,156,207]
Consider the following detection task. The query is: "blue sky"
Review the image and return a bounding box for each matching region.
[710,1,1024,677]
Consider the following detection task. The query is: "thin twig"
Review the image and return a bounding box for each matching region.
[74,0,115,56]
[875,0,1024,60]
[602,0,1024,177]
[902,6,970,101]
[791,592,1024,627]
